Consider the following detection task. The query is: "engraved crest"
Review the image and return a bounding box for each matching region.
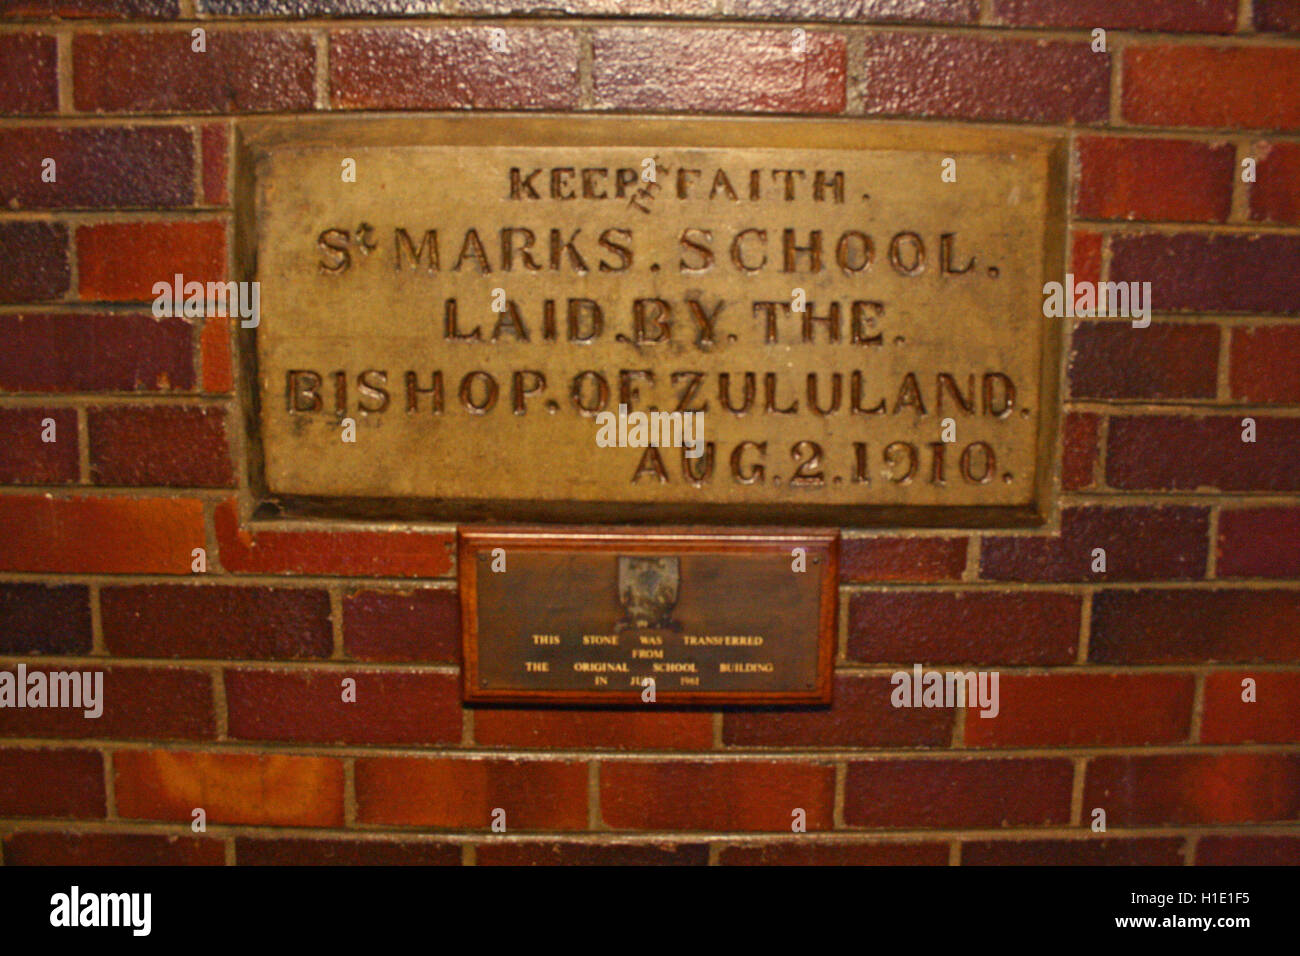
[616,556,681,630]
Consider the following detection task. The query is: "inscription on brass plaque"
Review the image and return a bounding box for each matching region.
[239,116,1064,525]
[459,529,837,703]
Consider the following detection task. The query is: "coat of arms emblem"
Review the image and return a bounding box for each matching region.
[616,556,682,630]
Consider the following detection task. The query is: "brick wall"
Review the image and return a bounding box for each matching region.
[0,0,1297,866]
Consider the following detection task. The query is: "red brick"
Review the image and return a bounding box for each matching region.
[593,27,845,113]
[1091,589,1300,663]
[200,123,229,206]
[1070,231,1102,286]
[0,407,78,483]
[980,506,1208,582]
[849,591,1080,665]
[476,708,712,750]
[0,221,69,302]
[1196,836,1300,865]
[965,673,1194,747]
[356,757,588,829]
[600,761,834,831]
[1230,326,1300,402]
[993,0,1236,31]
[0,314,195,392]
[1217,507,1300,578]
[839,536,967,582]
[342,588,459,663]
[0,583,91,655]
[73,30,315,112]
[1084,753,1300,824]
[723,673,953,747]
[719,841,949,865]
[1110,233,1300,314]
[204,0,428,12]
[101,584,333,659]
[235,836,460,866]
[0,126,194,210]
[216,498,455,577]
[1069,322,1218,400]
[859,34,1109,124]
[963,837,1186,866]
[225,669,460,745]
[331,27,579,110]
[1255,0,1300,32]
[76,221,225,302]
[1106,415,1300,492]
[845,758,1073,828]
[199,316,233,393]
[1075,137,1234,222]
[1062,411,1099,491]
[1251,142,1300,223]
[3,831,222,866]
[477,842,709,866]
[1122,46,1300,130]
[0,34,57,114]
[115,750,345,826]
[88,405,234,487]
[1202,671,1300,744]
[0,665,215,740]
[0,747,104,818]
[0,495,204,573]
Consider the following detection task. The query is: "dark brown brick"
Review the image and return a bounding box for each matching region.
[1196,836,1300,865]
[88,405,234,487]
[1069,322,1219,400]
[728,0,977,20]
[235,836,460,866]
[1075,137,1234,222]
[73,30,315,112]
[1106,415,1300,491]
[719,841,949,865]
[1251,142,1300,223]
[1218,507,1300,578]
[101,584,334,659]
[723,674,953,747]
[0,314,195,392]
[1090,589,1300,663]
[993,0,1235,31]
[963,837,1186,865]
[1123,46,1300,131]
[4,1,181,16]
[1255,0,1300,32]
[845,758,1074,828]
[343,588,459,663]
[839,536,967,582]
[964,673,1194,747]
[601,761,835,832]
[0,126,194,210]
[1084,754,1300,824]
[980,506,1209,582]
[225,669,461,746]
[848,591,1080,665]
[0,583,91,655]
[0,221,69,303]
[332,27,579,110]
[3,831,222,866]
[1230,325,1300,402]
[858,34,1108,123]
[356,757,588,829]
[477,842,710,866]
[0,407,78,483]
[593,27,845,113]
[0,747,104,818]
[1062,411,1099,491]
[0,34,57,114]
[200,122,228,205]
[0,665,215,740]
[1110,233,1300,314]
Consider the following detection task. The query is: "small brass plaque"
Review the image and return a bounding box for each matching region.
[459,528,837,704]
[239,116,1064,525]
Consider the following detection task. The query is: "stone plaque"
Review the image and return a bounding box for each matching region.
[238,116,1064,526]
[459,528,837,704]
